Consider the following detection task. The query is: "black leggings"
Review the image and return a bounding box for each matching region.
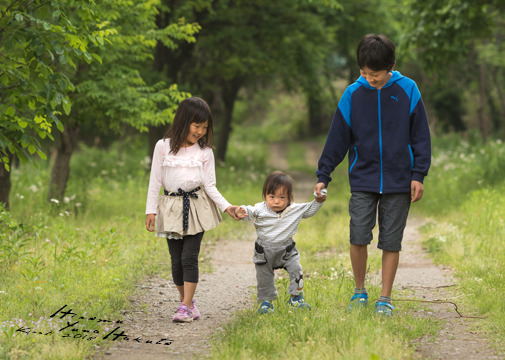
[167,232,204,286]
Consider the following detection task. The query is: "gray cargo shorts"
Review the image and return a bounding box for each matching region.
[349,191,411,251]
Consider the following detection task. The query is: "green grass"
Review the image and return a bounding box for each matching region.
[415,134,505,353]
[0,140,168,359]
[4,130,505,359]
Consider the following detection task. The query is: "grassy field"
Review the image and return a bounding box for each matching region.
[415,135,505,353]
[1,129,505,358]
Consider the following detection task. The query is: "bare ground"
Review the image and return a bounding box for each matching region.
[394,217,502,359]
[96,141,503,360]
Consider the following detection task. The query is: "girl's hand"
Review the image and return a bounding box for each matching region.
[234,206,248,219]
[225,206,245,220]
[146,214,156,232]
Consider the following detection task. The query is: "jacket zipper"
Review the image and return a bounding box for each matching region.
[378,89,383,194]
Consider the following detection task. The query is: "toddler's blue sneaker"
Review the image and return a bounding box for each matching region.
[288,294,311,310]
[257,301,274,314]
[375,301,394,316]
[349,293,368,312]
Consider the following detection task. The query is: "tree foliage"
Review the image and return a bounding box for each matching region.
[0,0,109,170]
[402,1,505,138]
[45,0,200,201]
[402,0,501,70]
[155,0,343,160]
[70,0,200,134]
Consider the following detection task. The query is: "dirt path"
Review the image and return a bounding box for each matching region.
[95,239,256,359]
[394,217,501,359]
[96,141,502,359]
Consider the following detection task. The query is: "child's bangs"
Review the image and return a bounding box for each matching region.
[190,106,211,124]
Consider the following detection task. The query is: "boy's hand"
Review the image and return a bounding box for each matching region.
[313,182,327,202]
[411,180,424,202]
[234,206,248,219]
[146,214,156,232]
[225,206,245,220]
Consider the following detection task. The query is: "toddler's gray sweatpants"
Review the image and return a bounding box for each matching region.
[254,240,303,302]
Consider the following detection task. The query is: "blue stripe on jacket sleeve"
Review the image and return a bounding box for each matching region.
[337,82,361,127]
[396,78,421,115]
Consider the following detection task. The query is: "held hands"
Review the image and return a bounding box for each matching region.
[234,206,248,219]
[224,206,247,220]
[313,182,327,203]
[411,180,424,202]
[145,214,156,232]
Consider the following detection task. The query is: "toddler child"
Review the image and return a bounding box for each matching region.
[236,171,325,314]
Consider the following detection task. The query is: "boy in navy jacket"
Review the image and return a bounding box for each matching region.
[313,34,431,316]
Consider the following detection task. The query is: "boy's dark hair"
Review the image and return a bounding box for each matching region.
[262,171,294,202]
[164,96,214,154]
[357,34,395,71]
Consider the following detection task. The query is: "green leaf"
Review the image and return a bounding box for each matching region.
[62,100,71,115]
[19,121,28,129]
[37,150,47,160]
[15,14,23,22]
[56,121,64,132]
[5,107,15,117]
[91,53,102,64]
[28,145,36,154]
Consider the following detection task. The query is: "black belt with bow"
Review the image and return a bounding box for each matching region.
[164,187,201,231]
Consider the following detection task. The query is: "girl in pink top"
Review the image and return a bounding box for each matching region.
[146,97,241,322]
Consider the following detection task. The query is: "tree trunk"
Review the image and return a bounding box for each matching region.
[307,91,324,136]
[215,78,242,162]
[0,152,14,210]
[117,123,127,162]
[48,123,80,201]
[147,125,166,161]
[491,69,505,138]
[477,62,490,141]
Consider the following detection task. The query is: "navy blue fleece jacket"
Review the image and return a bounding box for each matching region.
[316,71,431,194]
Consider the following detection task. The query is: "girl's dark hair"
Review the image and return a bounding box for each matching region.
[262,171,294,202]
[164,97,214,154]
[357,34,395,71]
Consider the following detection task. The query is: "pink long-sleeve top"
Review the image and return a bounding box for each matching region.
[145,139,231,215]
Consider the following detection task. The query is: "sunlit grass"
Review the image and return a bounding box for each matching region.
[4,131,505,358]
[415,134,505,353]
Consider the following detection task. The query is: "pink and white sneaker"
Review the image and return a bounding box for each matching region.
[172,304,193,322]
[191,300,200,320]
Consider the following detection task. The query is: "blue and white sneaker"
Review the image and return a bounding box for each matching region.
[257,300,274,314]
[349,293,368,312]
[375,301,394,316]
[288,294,311,310]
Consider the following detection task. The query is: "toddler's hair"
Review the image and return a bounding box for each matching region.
[357,33,395,71]
[164,96,214,154]
[262,171,294,202]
